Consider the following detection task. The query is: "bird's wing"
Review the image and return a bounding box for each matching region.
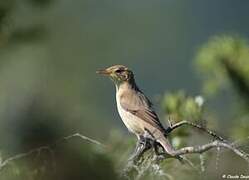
[119,90,166,133]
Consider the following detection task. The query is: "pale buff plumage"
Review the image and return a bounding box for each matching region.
[97,65,175,155]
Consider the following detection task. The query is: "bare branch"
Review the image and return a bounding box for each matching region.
[155,140,249,163]
[0,146,51,171]
[162,120,249,162]
[58,133,105,147]
[128,122,249,174]
[165,120,225,142]
[123,120,249,178]
[124,138,249,180]
[182,141,247,158]
[0,133,104,172]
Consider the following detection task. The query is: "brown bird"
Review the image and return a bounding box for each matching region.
[97,65,176,156]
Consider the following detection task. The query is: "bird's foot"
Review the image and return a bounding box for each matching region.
[128,137,152,164]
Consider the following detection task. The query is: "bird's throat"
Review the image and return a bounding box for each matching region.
[115,79,138,93]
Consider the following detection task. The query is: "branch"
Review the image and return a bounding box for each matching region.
[124,139,249,179]
[0,133,104,172]
[127,121,249,173]
[165,120,226,142]
[164,121,248,162]
[158,140,249,163]
[0,146,51,171]
[57,133,105,147]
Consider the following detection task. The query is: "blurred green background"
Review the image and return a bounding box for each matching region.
[0,0,248,180]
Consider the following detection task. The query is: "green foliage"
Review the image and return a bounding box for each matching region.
[161,91,206,146]
[195,35,249,101]
[162,90,204,122]
[195,35,249,140]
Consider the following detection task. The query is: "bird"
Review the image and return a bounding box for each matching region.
[96,65,176,156]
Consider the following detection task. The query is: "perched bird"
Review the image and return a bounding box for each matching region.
[97,65,176,156]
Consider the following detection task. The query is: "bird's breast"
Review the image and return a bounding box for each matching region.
[116,93,143,134]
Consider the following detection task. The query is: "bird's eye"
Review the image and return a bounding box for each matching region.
[115,69,123,73]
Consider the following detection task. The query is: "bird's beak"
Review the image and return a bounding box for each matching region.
[96,69,111,76]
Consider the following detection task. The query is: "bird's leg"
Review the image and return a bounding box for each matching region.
[128,135,151,163]
[135,136,145,152]
[152,141,161,155]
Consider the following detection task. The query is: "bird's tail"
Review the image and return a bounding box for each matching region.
[157,135,176,156]
[147,126,182,162]
[158,136,185,163]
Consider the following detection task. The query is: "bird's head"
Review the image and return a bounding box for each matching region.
[96,65,134,85]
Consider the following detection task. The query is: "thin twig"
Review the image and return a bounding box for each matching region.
[0,146,51,171]
[0,133,104,172]
[58,133,105,147]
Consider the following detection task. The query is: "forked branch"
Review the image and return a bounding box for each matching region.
[129,120,249,165]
